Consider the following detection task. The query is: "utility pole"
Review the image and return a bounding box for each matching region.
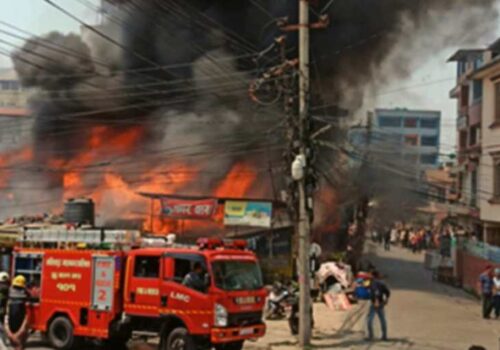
[297,0,311,346]
[249,3,328,346]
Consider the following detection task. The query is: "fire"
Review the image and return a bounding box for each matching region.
[47,125,146,198]
[214,163,257,198]
[0,146,33,187]
[0,124,265,236]
[313,187,340,242]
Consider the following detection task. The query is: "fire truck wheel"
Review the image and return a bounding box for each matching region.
[166,327,196,350]
[48,316,76,350]
[214,341,244,350]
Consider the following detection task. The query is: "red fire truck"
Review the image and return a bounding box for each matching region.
[13,228,267,350]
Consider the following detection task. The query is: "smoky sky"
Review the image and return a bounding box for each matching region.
[6,0,499,220]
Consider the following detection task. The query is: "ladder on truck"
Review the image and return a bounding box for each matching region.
[19,226,141,249]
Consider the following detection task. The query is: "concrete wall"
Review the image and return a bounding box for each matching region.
[456,249,495,295]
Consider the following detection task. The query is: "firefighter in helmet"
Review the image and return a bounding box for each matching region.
[5,275,30,350]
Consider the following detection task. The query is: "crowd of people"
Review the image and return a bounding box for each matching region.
[371,225,456,256]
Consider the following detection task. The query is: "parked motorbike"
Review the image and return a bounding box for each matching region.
[264,282,290,320]
[286,286,314,335]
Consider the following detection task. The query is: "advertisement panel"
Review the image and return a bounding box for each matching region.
[224,201,272,228]
[91,256,115,311]
[160,198,217,220]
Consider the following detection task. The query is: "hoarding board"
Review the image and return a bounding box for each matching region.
[91,256,114,311]
[224,201,272,228]
[160,198,217,220]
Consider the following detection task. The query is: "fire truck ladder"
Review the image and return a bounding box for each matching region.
[19,227,141,249]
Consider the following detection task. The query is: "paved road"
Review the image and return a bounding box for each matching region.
[250,242,500,350]
[363,242,499,350]
[22,242,500,349]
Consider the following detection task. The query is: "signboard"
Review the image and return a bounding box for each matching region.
[160,198,217,220]
[91,256,115,311]
[224,201,272,228]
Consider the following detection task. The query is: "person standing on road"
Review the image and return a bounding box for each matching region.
[5,276,30,350]
[478,265,494,319]
[366,271,390,341]
[492,268,500,318]
[384,228,391,251]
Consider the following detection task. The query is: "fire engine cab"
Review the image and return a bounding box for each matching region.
[13,228,267,350]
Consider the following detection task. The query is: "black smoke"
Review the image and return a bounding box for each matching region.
[6,0,499,220]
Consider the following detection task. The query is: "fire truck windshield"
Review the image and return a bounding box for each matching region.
[212,260,263,291]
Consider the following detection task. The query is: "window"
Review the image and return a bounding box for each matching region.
[404,135,418,146]
[459,131,467,149]
[420,118,439,129]
[172,254,206,284]
[494,157,500,200]
[472,80,483,101]
[457,61,467,77]
[474,57,483,70]
[495,82,500,123]
[461,85,469,107]
[0,81,20,91]
[134,256,160,278]
[404,118,417,128]
[421,153,438,165]
[469,126,480,146]
[378,116,401,128]
[421,136,438,147]
[212,261,263,291]
[471,170,478,207]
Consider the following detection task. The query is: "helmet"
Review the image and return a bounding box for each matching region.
[12,275,26,288]
[0,272,9,283]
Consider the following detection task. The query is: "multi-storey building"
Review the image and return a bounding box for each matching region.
[470,39,500,244]
[449,38,500,243]
[373,108,441,172]
[0,68,29,108]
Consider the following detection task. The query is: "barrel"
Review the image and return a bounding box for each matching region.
[64,198,95,226]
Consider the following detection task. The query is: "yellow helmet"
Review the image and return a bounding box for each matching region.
[12,275,26,288]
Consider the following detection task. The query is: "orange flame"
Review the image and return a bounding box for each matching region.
[214,163,257,198]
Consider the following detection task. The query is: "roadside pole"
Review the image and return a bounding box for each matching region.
[298,0,311,346]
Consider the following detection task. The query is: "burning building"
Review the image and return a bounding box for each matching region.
[0,0,498,240]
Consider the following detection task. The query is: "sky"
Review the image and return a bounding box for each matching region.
[0,1,499,155]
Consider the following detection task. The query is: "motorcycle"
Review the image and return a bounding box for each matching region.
[264,282,290,320]
[285,285,314,335]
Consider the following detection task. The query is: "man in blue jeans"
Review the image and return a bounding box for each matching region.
[367,271,390,341]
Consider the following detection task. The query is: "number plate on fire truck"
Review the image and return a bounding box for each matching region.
[235,296,255,304]
[239,328,254,336]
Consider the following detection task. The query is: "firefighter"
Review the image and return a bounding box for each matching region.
[5,276,30,350]
[183,262,206,293]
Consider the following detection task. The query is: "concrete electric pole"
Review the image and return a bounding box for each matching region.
[297,0,311,346]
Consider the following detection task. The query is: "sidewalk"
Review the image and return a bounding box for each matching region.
[246,301,370,350]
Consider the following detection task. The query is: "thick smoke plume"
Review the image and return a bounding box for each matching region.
[4,0,499,225]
